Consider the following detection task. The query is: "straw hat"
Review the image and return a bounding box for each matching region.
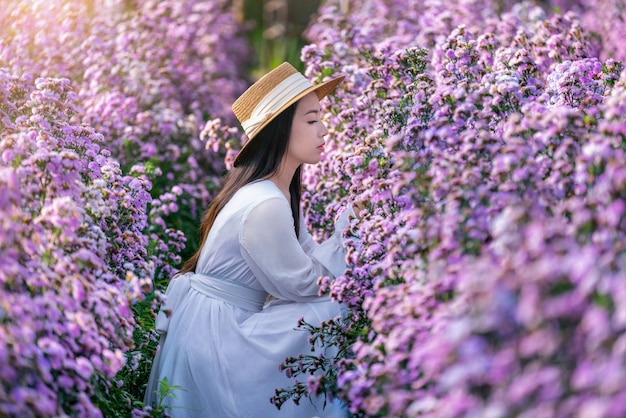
[231,62,344,166]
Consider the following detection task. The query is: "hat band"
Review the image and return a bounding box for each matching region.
[241,72,313,138]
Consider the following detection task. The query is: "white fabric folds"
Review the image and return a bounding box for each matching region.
[155,273,267,335]
[144,180,351,417]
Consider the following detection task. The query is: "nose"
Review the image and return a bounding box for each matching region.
[319,120,329,137]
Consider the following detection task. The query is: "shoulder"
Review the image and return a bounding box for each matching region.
[228,179,290,218]
[232,179,286,206]
[237,183,294,242]
[242,179,284,197]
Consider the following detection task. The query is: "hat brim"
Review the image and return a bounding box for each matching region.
[233,74,345,167]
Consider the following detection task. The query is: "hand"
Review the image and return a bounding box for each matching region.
[352,201,368,220]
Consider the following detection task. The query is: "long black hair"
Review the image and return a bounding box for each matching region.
[179,102,301,274]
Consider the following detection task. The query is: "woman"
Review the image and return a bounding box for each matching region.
[144,62,351,417]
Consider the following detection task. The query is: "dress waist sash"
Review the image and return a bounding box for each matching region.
[189,273,267,312]
[155,272,267,334]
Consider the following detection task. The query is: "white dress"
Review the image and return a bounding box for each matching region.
[144,179,350,418]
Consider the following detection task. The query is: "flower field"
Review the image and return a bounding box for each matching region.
[1,0,625,417]
[1,0,248,416]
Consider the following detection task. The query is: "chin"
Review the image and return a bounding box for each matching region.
[300,155,321,165]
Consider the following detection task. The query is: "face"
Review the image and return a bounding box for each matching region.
[284,91,328,168]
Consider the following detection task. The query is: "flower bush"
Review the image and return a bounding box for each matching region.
[269,0,626,417]
[77,0,250,242]
[1,0,249,416]
[0,70,153,416]
[3,0,626,416]
[0,0,250,264]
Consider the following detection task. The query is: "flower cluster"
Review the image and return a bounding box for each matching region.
[275,0,626,416]
[0,0,251,266]
[0,71,152,416]
[3,0,626,416]
[1,0,249,415]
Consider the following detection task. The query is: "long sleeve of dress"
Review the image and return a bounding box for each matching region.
[240,197,350,302]
[298,205,353,256]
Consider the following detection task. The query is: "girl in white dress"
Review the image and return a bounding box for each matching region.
[144,62,350,417]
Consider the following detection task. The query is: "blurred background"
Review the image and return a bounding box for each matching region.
[234,0,323,76]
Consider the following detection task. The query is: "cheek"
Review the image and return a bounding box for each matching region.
[290,123,315,144]
[289,121,307,140]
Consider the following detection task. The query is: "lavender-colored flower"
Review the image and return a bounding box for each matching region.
[268,0,626,416]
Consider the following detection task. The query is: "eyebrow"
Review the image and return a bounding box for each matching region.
[304,109,319,116]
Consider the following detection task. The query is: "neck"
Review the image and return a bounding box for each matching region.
[268,162,297,201]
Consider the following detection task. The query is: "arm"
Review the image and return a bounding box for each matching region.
[240,197,349,302]
[298,214,318,255]
[299,205,354,257]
